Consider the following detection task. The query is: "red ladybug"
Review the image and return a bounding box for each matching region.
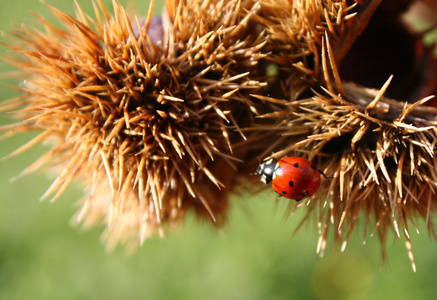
[256,157,326,200]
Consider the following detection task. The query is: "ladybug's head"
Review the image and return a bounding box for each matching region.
[256,158,278,184]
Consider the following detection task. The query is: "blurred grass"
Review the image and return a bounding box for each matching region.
[1,1,437,299]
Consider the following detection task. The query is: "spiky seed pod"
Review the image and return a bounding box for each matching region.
[254,0,437,270]
[0,0,269,248]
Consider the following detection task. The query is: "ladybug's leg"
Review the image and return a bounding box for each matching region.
[319,169,328,179]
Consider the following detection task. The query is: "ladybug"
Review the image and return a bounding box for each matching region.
[256,157,326,201]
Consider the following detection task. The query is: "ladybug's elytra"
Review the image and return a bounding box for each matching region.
[256,157,326,201]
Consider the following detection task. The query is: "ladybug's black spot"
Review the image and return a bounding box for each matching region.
[289,181,294,187]
[302,191,308,197]
[293,163,299,168]
[282,191,287,195]
[311,164,316,170]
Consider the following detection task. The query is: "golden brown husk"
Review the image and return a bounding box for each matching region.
[2,0,437,269]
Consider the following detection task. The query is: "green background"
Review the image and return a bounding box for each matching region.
[1,1,437,299]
